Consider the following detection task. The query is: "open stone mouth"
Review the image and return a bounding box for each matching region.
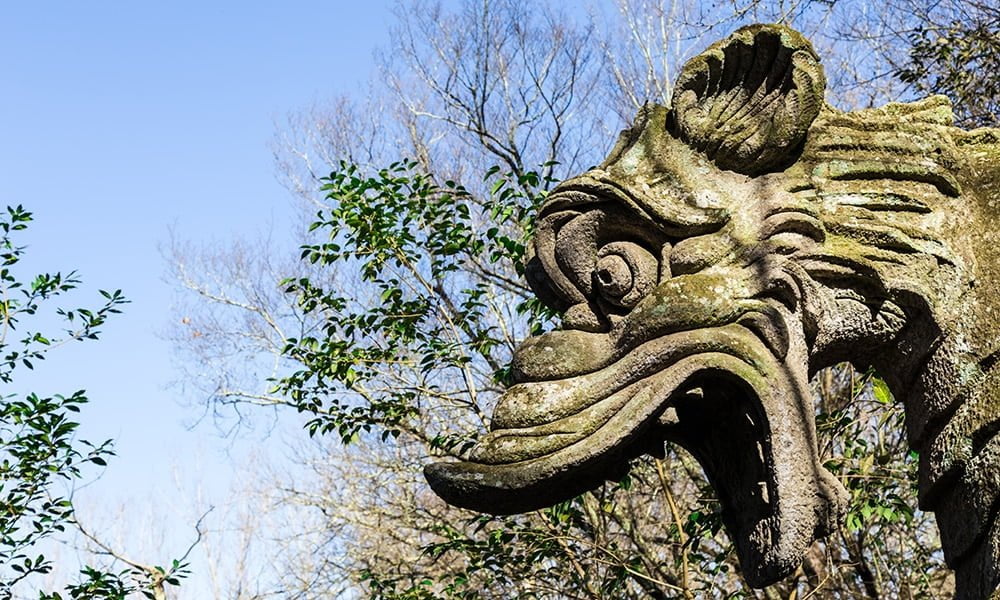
[665,373,782,583]
[669,374,773,522]
[425,316,849,586]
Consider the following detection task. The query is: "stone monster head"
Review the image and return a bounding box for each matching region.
[425,24,1000,597]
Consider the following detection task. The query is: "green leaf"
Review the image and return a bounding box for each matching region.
[873,377,893,404]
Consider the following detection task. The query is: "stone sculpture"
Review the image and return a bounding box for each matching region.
[424,24,1000,598]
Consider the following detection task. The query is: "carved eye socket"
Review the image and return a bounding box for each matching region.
[594,241,659,309]
[528,205,669,331]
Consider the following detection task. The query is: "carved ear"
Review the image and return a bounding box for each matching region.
[671,24,826,175]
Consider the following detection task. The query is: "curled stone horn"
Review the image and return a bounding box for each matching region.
[425,22,1000,599]
[672,25,826,175]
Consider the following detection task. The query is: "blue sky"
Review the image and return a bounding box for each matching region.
[1,1,394,592]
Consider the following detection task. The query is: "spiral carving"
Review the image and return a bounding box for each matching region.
[527,204,667,330]
[594,242,659,309]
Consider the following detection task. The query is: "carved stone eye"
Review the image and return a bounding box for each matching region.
[594,241,658,309]
[595,255,631,296]
[530,205,669,330]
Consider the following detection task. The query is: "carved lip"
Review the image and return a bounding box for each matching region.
[425,317,846,586]
[424,325,769,509]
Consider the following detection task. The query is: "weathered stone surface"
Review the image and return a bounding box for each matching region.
[424,23,1000,598]
[673,24,825,176]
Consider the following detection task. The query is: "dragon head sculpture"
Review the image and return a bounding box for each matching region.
[424,24,1000,597]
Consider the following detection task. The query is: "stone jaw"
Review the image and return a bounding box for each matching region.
[424,23,1000,599]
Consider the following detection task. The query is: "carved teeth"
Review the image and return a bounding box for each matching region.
[659,406,680,427]
[661,388,699,427]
